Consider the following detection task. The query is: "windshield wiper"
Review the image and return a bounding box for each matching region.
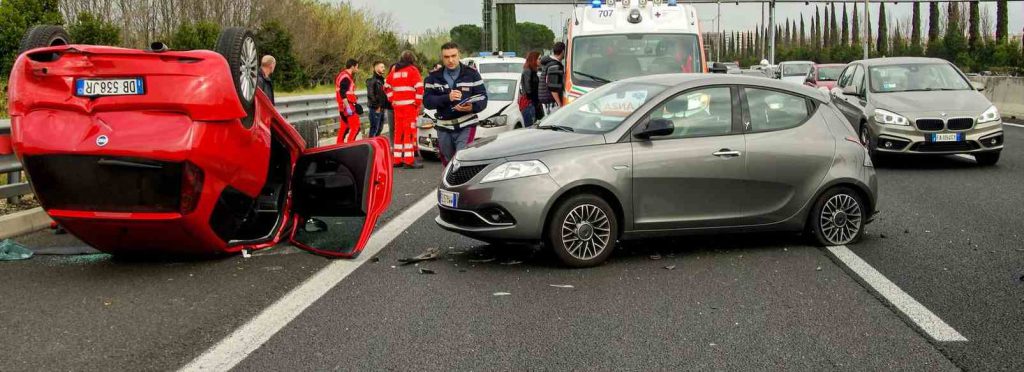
[574,71,611,84]
[536,124,576,132]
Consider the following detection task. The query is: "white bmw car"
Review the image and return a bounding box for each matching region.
[418,72,525,159]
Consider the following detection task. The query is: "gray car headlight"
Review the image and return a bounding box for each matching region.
[873,109,909,126]
[480,160,549,183]
[978,105,1000,124]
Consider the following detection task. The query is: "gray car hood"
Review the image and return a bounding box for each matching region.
[874,90,991,114]
[457,129,606,162]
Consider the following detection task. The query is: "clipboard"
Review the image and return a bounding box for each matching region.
[457,94,486,106]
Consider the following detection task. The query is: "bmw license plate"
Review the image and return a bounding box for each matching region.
[75,78,145,97]
[438,190,458,208]
[930,133,961,142]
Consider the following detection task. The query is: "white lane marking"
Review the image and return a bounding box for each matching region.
[1003,122,1024,129]
[180,191,439,371]
[826,245,968,342]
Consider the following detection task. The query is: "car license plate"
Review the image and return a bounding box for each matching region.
[75,78,145,97]
[438,190,458,208]
[931,133,961,142]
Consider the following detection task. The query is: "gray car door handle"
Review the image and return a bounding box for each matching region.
[713,150,742,158]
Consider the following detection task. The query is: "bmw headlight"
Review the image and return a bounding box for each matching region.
[480,160,549,183]
[873,109,909,126]
[978,105,1000,124]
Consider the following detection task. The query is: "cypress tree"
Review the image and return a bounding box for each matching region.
[911,3,922,51]
[928,3,941,43]
[823,6,831,47]
[851,4,860,45]
[815,8,821,49]
[841,4,849,46]
[791,20,797,45]
[968,1,980,50]
[892,24,905,56]
[830,4,839,46]
[877,3,888,55]
[945,3,967,61]
[800,15,806,46]
[996,0,1008,43]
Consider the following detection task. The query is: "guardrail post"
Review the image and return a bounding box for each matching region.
[5,171,20,204]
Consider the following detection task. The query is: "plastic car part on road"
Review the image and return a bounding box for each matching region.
[0,239,33,261]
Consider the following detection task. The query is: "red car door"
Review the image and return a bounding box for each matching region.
[289,137,393,258]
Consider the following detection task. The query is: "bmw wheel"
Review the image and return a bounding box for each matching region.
[215,27,259,128]
[546,194,618,268]
[808,187,866,246]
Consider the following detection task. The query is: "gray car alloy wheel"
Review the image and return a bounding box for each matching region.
[819,193,862,245]
[561,204,612,260]
[239,37,258,102]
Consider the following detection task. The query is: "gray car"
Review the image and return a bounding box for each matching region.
[436,75,878,267]
[832,57,1004,165]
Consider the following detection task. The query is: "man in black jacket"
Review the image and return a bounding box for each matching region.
[257,55,276,104]
[538,42,565,114]
[365,61,389,138]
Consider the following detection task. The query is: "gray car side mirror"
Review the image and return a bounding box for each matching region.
[841,85,860,97]
[636,118,674,140]
[971,81,986,91]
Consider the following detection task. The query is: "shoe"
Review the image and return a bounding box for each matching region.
[404,163,423,169]
[393,163,403,168]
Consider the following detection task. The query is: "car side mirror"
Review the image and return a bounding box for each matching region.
[635,118,674,140]
[842,85,860,97]
[971,81,986,91]
[710,62,728,74]
[805,75,817,86]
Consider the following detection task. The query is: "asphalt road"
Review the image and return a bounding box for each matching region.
[2,126,1023,371]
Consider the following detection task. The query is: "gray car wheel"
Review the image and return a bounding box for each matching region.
[808,187,865,246]
[547,194,618,268]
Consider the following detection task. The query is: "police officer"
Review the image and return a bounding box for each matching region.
[423,42,487,166]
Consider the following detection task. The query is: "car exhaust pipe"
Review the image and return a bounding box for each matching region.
[149,42,169,52]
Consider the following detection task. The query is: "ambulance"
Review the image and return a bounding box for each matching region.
[563,0,708,105]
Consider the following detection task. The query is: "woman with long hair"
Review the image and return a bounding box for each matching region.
[519,51,542,127]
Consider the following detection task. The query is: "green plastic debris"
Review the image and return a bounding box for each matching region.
[0,239,34,261]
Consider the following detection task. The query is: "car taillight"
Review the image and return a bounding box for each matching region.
[180,162,204,214]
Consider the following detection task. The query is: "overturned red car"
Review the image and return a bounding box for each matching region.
[6,26,392,258]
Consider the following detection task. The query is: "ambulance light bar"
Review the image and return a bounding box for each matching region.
[592,0,677,8]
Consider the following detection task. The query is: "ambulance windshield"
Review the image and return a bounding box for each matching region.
[571,34,702,87]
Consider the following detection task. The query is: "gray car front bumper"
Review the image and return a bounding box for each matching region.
[435,172,561,242]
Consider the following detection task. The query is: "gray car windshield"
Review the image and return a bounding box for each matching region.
[869,63,971,93]
[537,82,666,134]
[782,63,813,77]
[571,34,702,87]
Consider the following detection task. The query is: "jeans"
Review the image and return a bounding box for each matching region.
[368,109,385,137]
[436,126,476,166]
[521,104,536,128]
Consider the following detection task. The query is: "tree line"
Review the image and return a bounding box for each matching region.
[0,0,441,95]
[708,1,1021,75]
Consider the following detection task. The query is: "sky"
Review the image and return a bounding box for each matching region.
[345,0,1023,39]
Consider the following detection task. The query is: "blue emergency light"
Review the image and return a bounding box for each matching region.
[667,0,678,5]
[591,0,603,8]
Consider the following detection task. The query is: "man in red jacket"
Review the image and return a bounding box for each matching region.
[385,51,424,169]
[334,59,361,144]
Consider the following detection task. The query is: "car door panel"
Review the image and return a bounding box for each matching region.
[289,137,393,258]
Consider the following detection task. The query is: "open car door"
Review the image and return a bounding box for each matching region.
[289,137,393,258]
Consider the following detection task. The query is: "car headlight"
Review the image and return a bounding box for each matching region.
[480,160,549,183]
[978,105,1000,124]
[418,116,435,129]
[873,109,909,126]
[481,115,508,128]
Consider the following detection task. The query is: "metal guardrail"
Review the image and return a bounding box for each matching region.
[0,91,368,203]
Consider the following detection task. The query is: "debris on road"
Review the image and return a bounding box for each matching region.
[399,247,441,266]
[468,257,496,263]
[0,239,33,261]
[649,254,662,260]
[241,249,252,258]
[493,292,511,296]
[418,268,435,275]
[880,233,888,239]
[500,260,523,265]
[664,265,677,270]
[815,266,823,271]
[371,256,380,263]
[549,284,574,289]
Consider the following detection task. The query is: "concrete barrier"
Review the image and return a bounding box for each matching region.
[968,76,1024,120]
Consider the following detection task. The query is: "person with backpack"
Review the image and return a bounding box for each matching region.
[538,42,566,114]
[519,51,541,127]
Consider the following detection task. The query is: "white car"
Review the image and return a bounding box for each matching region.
[776,61,816,85]
[417,72,525,159]
[462,53,526,74]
